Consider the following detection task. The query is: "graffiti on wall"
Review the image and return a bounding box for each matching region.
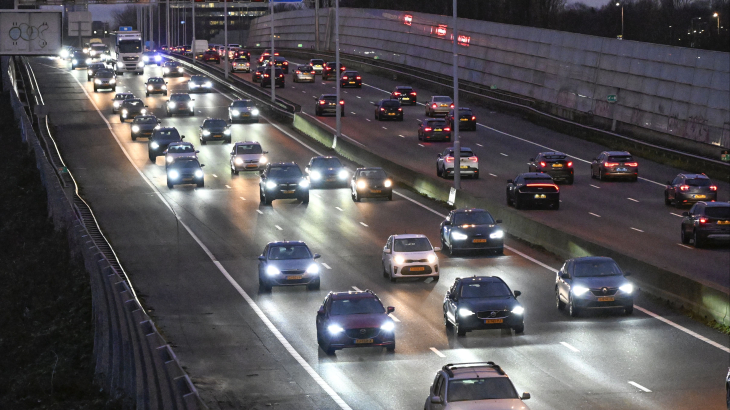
[683,115,710,144]
[594,100,611,118]
[557,90,576,109]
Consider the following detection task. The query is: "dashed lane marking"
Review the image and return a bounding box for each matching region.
[359,222,369,227]
[275,225,283,230]
[335,206,343,211]
[590,184,600,189]
[240,197,246,201]
[628,198,639,202]
[430,347,446,358]
[560,342,580,352]
[225,185,231,189]
[630,227,644,232]
[322,263,332,270]
[256,210,263,215]
[352,286,362,291]
[628,382,652,393]
[589,212,601,217]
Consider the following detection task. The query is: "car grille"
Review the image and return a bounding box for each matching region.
[405,259,427,263]
[476,310,510,319]
[590,288,618,296]
[245,159,259,164]
[345,328,380,339]
[279,183,298,188]
[281,269,304,275]
[122,56,138,62]
[401,265,432,275]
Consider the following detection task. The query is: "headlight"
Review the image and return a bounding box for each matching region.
[251,108,260,115]
[60,50,68,58]
[168,170,179,179]
[310,171,322,180]
[143,56,149,62]
[259,156,268,164]
[234,157,243,165]
[140,109,147,114]
[204,82,212,87]
[511,306,524,315]
[147,85,153,90]
[266,265,280,276]
[131,125,140,133]
[306,264,319,274]
[113,101,121,107]
[458,308,475,317]
[155,56,161,61]
[122,109,128,115]
[178,67,183,72]
[490,230,504,239]
[265,180,277,189]
[166,156,174,163]
[95,79,101,84]
[117,62,124,68]
[164,68,170,73]
[356,180,367,189]
[150,141,159,149]
[85,58,92,64]
[328,324,344,335]
[384,179,392,187]
[223,129,231,135]
[231,110,240,116]
[168,102,176,108]
[427,254,437,264]
[194,170,204,178]
[72,59,78,64]
[380,321,395,332]
[299,179,310,188]
[202,130,211,136]
[138,62,145,67]
[161,85,166,90]
[452,232,468,241]
[573,286,590,296]
[109,79,116,84]
[188,101,195,107]
[90,50,96,56]
[338,170,348,179]
[619,284,634,294]
[394,255,405,265]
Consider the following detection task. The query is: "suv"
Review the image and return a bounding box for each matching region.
[148,127,183,162]
[446,107,476,131]
[382,234,440,282]
[681,201,730,247]
[315,94,345,117]
[261,67,285,88]
[259,162,310,204]
[201,50,220,64]
[340,70,362,88]
[267,56,289,73]
[322,62,345,80]
[527,152,574,184]
[506,173,559,210]
[119,99,147,122]
[316,290,396,355]
[391,86,417,105]
[556,256,634,317]
[425,362,531,410]
[305,156,348,188]
[436,147,479,179]
[309,58,325,74]
[257,241,321,292]
[443,276,524,336]
[591,151,638,181]
[374,99,403,121]
[665,173,718,208]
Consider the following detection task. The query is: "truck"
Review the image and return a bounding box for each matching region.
[114,31,144,75]
[192,39,208,59]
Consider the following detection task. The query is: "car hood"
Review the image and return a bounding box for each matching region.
[312,167,343,175]
[392,250,435,259]
[573,275,628,289]
[168,152,196,159]
[459,296,519,312]
[267,259,314,271]
[149,83,164,87]
[328,313,389,329]
[234,154,263,160]
[136,123,158,130]
[267,176,304,184]
[451,225,500,236]
[444,399,529,410]
[204,126,227,133]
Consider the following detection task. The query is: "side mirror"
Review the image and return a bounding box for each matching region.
[681,211,689,216]
[200,164,205,168]
[230,151,235,155]
[317,306,325,315]
[443,220,451,226]
[624,271,631,277]
[560,273,570,280]
[387,306,395,314]
[263,151,269,154]
[495,219,502,224]
[530,158,535,162]
[514,290,521,297]
[144,105,148,107]
[383,246,391,254]
[195,150,200,154]
[593,158,598,161]
[313,254,321,259]
[165,82,168,85]
[507,179,513,184]
[162,150,168,154]
[192,99,195,101]
[257,256,266,261]
[433,247,441,252]
[430,396,442,404]
[521,392,531,400]
[437,153,442,158]
[158,120,162,124]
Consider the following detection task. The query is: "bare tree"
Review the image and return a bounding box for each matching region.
[111,6,138,31]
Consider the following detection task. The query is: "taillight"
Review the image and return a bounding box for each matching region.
[393,92,401,96]
[710,185,718,191]
[567,161,573,167]
[319,100,325,105]
[699,217,708,224]
[380,108,385,111]
[471,116,476,120]
[339,100,344,105]
[342,76,348,80]
[540,162,546,168]
[295,70,301,74]
[398,107,403,111]
[469,156,478,161]
[279,74,284,78]
[625,162,638,167]
[424,127,432,132]
[310,71,315,74]
[445,157,454,162]
[450,103,454,108]
[283,61,288,65]
[432,103,437,108]
[356,76,361,80]
[410,92,417,96]
[604,162,619,167]
[679,185,689,191]
[444,127,451,132]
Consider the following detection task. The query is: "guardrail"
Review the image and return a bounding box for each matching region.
[6,56,207,410]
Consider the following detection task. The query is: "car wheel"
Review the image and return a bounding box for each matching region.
[624,305,634,315]
[567,176,574,185]
[674,198,684,209]
[513,324,525,334]
[664,193,671,206]
[120,116,124,122]
[352,190,360,202]
[599,169,605,181]
[301,194,310,204]
[201,139,207,145]
[389,268,397,283]
[631,176,638,182]
[197,181,204,188]
[386,341,395,353]
[569,295,580,317]
[556,289,566,310]
[553,201,560,210]
[448,242,455,256]
[166,110,170,117]
[388,192,393,201]
[259,188,265,202]
[149,153,155,162]
[436,164,442,177]
[131,134,136,141]
[455,320,466,337]
[681,228,690,244]
[443,309,452,328]
[515,196,523,210]
[693,230,703,248]
[146,92,149,97]
[382,261,389,278]
[474,172,479,179]
[324,341,336,356]
[259,280,272,293]
[494,247,504,255]
[590,167,596,179]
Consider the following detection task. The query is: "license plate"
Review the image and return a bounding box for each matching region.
[315,65,321,68]
[388,113,395,116]
[287,275,303,280]
[402,97,410,101]
[473,239,487,243]
[534,194,546,199]
[242,113,250,117]
[695,195,706,198]
[214,135,222,138]
[718,221,730,225]
[246,164,257,168]
[370,189,381,193]
[617,167,627,172]
[440,104,447,107]
[460,118,468,121]
[282,190,295,194]
[484,319,503,324]
[597,296,615,302]
[329,103,335,106]
[326,178,336,182]
[354,339,373,344]
[434,128,442,132]
[410,267,425,271]
[349,81,356,84]
[460,166,468,169]
[552,163,563,167]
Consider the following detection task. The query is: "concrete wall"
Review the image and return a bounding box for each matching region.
[248,8,730,149]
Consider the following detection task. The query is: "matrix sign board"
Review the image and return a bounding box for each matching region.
[0,11,61,55]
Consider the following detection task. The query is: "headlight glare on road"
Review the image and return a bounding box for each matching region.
[266,266,280,276]
[619,284,634,294]
[394,255,405,265]
[511,306,524,315]
[188,101,194,108]
[299,179,310,188]
[122,109,128,115]
[452,232,468,241]
[234,157,243,165]
[356,180,367,189]
[194,170,204,178]
[458,308,475,317]
[251,108,260,115]
[490,230,504,239]
[168,170,179,179]
[306,264,319,274]
[384,179,392,187]
[131,125,140,133]
[150,141,159,149]
[110,79,116,84]
[338,170,348,179]
[155,55,161,61]
[231,110,240,116]
[310,171,321,180]
[202,130,211,136]
[265,180,277,190]
[380,321,395,332]
[328,324,344,335]
[573,286,590,296]
[427,254,437,264]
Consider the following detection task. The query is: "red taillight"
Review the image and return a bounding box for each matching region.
[699,217,708,224]
[339,100,344,105]
[326,67,332,71]
[469,156,478,161]
[283,61,288,65]
[432,103,437,108]
[341,66,345,70]
[527,183,559,192]
[295,70,301,74]
[356,76,361,80]
[445,157,454,162]
[567,161,573,167]
[450,103,454,108]
[604,162,619,167]
[471,116,476,120]
[380,108,385,111]
[263,74,269,77]
[710,185,718,191]
[319,100,326,105]
[424,127,432,132]
[679,185,689,191]
[410,92,417,96]
[540,162,546,168]
[625,162,638,167]
[393,92,401,96]
[444,127,450,132]
[310,71,315,74]
[279,74,284,78]
[342,76,348,80]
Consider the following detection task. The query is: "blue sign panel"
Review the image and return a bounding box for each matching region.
[119,26,133,31]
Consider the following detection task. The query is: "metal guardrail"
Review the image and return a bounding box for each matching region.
[7,56,207,410]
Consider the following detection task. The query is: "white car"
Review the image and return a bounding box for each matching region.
[436,146,479,179]
[425,96,454,117]
[382,234,440,282]
[163,142,198,168]
[230,141,268,174]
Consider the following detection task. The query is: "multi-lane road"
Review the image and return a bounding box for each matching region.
[28,55,729,410]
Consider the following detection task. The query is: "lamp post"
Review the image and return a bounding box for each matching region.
[713,12,720,35]
[616,2,624,39]
[335,0,341,147]
[224,0,228,79]
[270,0,275,101]
[452,0,460,189]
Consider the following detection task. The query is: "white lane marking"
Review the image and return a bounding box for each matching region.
[639,177,664,186]
[350,112,356,115]
[275,225,283,231]
[352,286,362,291]
[322,263,332,270]
[67,73,354,410]
[240,197,246,201]
[335,206,344,211]
[369,101,375,104]
[418,144,425,147]
[630,227,644,232]
[398,134,405,138]
[256,210,264,215]
[635,306,730,353]
[628,381,652,393]
[560,342,580,352]
[356,96,361,99]
[589,212,601,217]
[382,126,387,130]
[677,243,693,249]
[430,347,446,358]
[389,314,401,322]
[359,222,369,227]
[500,153,508,156]
[476,143,483,147]
[670,212,683,217]
[489,173,497,177]
[212,174,218,178]
[366,118,371,122]
[590,184,601,189]
[225,184,231,189]
[302,91,306,93]
[627,197,639,202]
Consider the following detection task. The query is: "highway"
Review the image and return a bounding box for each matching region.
[29,56,729,410]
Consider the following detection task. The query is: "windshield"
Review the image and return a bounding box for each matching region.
[705,206,730,218]
[115,94,133,100]
[133,117,157,124]
[191,76,207,82]
[524,177,553,184]
[236,144,262,155]
[233,58,247,63]
[607,155,633,162]
[427,120,447,126]
[170,94,190,101]
[123,100,143,108]
[322,96,337,102]
[153,129,181,141]
[458,109,472,115]
[268,245,311,260]
[204,119,227,128]
[382,100,400,107]
[686,178,711,187]
[232,100,254,108]
[299,66,313,71]
[460,282,512,298]
[269,166,302,178]
[168,144,194,153]
[393,238,432,252]
[311,158,343,169]
[544,154,566,160]
[96,71,114,78]
[452,212,495,226]
[118,40,141,54]
[310,59,324,65]
[447,378,519,402]
[148,78,164,84]
[330,298,385,316]
[396,87,412,92]
[165,62,180,67]
[433,96,452,102]
[573,260,622,277]
[447,150,474,157]
[359,169,386,179]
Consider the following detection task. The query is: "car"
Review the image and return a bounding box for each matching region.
[309,58,325,74]
[590,151,638,181]
[228,99,259,123]
[166,158,205,188]
[436,147,479,179]
[351,167,393,201]
[556,256,634,317]
[681,201,730,247]
[292,65,316,83]
[259,162,310,204]
[315,94,345,117]
[162,61,184,77]
[419,118,451,141]
[260,67,285,88]
[199,118,232,145]
[305,156,348,188]
[233,49,251,61]
[201,50,220,64]
[166,93,195,117]
[257,51,279,64]
[142,51,162,65]
[130,115,160,141]
[93,70,116,92]
[391,86,417,105]
[188,75,213,92]
[267,56,289,73]
[88,43,109,59]
[440,209,504,255]
[252,65,267,83]
[373,99,403,121]
[446,107,477,131]
[316,290,395,355]
[229,141,268,174]
[145,77,168,96]
[119,98,148,122]
[528,152,574,184]
[322,62,345,80]
[59,45,73,60]
[424,362,532,410]
[163,141,198,168]
[340,70,362,88]
[86,62,107,81]
[230,58,250,73]
[444,276,524,335]
[112,92,136,113]
[148,127,183,162]
[382,234,440,282]
[506,172,559,210]
[70,51,91,70]
[426,96,454,117]
[257,241,321,292]
[665,173,718,208]
[726,368,730,409]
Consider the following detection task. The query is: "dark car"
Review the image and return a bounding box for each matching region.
[681,201,730,247]
[148,127,183,162]
[418,118,451,141]
[315,94,345,117]
[130,115,160,141]
[260,67,285,88]
[374,99,403,121]
[446,107,477,131]
[145,77,168,96]
[166,158,204,188]
[506,172,560,210]
[350,167,393,202]
[233,49,251,61]
[322,62,345,80]
[391,86,417,105]
[528,151,574,184]
[188,75,213,92]
[201,50,220,64]
[199,118,231,145]
[119,98,148,122]
[93,70,116,92]
[556,256,634,317]
[70,51,89,70]
[440,209,504,255]
[162,61,184,77]
[87,62,107,81]
[229,99,259,123]
[316,290,396,355]
[257,241,321,292]
[259,162,310,204]
[267,56,289,73]
[305,156,348,188]
[112,92,136,113]
[665,173,718,208]
[340,70,362,88]
[142,50,162,66]
[443,276,524,336]
[166,93,195,117]
[252,65,267,83]
[591,151,638,181]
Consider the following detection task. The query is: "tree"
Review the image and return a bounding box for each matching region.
[111,5,138,31]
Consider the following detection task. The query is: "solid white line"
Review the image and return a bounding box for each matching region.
[430,347,446,358]
[418,144,425,147]
[677,243,693,249]
[225,184,231,189]
[670,212,683,217]
[275,225,283,230]
[635,306,730,353]
[630,227,644,232]
[489,173,497,177]
[335,206,343,211]
[322,263,332,270]
[352,286,362,291]
[628,381,652,393]
[590,184,601,189]
[398,134,405,138]
[212,174,218,178]
[500,153,508,156]
[589,212,601,217]
[389,314,401,322]
[359,222,369,227]
[627,198,639,202]
[560,342,580,352]
[256,210,264,215]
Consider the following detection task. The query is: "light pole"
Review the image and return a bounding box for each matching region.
[191,0,196,58]
[615,2,624,39]
[270,0,275,101]
[224,0,228,79]
[335,0,341,147]
[452,0,460,189]
[713,12,720,35]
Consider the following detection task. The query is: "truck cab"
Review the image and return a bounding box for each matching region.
[114,31,144,75]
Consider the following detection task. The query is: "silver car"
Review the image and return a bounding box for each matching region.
[426,96,454,117]
[293,65,316,83]
[230,58,250,73]
[229,99,260,123]
[425,362,531,410]
[164,141,199,168]
[382,234,440,282]
[230,141,268,174]
[257,241,321,292]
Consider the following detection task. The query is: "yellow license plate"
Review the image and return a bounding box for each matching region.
[718,221,730,225]
[287,275,303,280]
[534,194,546,199]
[246,164,258,168]
[214,135,222,138]
[440,104,447,107]
[388,113,395,115]
[434,129,442,132]
[315,65,322,68]
[484,319,503,324]
[370,189,381,193]
[282,190,295,194]
[460,166,468,169]
[695,195,706,198]
[552,164,563,167]
[460,118,468,121]
[597,296,615,302]
[410,267,425,271]
[355,339,373,344]
[473,239,487,243]
[402,97,410,100]
[349,81,356,84]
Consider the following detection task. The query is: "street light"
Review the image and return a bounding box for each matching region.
[713,12,720,35]
[452,0,461,189]
[616,2,624,39]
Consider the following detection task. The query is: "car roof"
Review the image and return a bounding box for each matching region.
[392,234,427,240]
[168,141,192,146]
[567,256,616,264]
[453,208,487,214]
[444,364,509,380]
[320,94,337,98]
[395,85,412,89]
[539,151,567,156]
[170,93,190,97]
[115,92,134,97]
[329,290,378,300]
[190,75,207,79]
[446,147,474,152]
[156,127,178,131]
[233,141,260,146]
[520,172,553,178]
[678,173,709,179]
[605,151,631,156]
[311,155,338,160]
[133,115,156,120]
[699,201,730,207]
[267,240,307,247]
[269,162,299,167]
[356,167,384,171]
[457,276,506,285]
[203,117,226,121]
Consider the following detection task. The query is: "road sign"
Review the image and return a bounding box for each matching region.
[607,95,617,103]
[119,26,133,32]
[68,11,91,37]
[0,11,62,55]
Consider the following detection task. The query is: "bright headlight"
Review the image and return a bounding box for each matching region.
[143,56,149,62]
[310,171,321,180]
[194,170,204,178]
[299,179,310,188]
[619,284,634,294]
[131,125,140,133]
[168,170,179,179]
[60,50,69,58]
[90,50,96,56]
[155,56,161,61]
[427,254,437,264]
[573,286,590,296]
[223,129,231,135]
[259,156,267,164]
[177,68,183,72]
[306,264,319,274]
[231,110,240,116]
[490,230,504,239]
[266,265,280,276]
[394,255,405,265]
[161,85,167,90]
[85,58,92,64]
[150,141,159,149]
[204,82,212,87]
[188,101,195,107]
[117,62,124,68]
[72,59,78,64]
[265,180,277,189]
[458,308,475,317]
[122,109,128,115]
[328,324,344,335]
[140,109,147,114]
[452,232,468,240]
[234,157,243,165]
[511,306,524,315]
[109,79,116,84]
[384,179,392,187]
[95,79,101,84]
[168,102,176,108]
[137,62,145,67]
[147,85,153,90]
[164,68,170,73]
[251,108,260,115]
[380,321,395,332]
[202,130,211,136]
[356,180,367,189]
[166,156,174,163]
[338,170,348,179]
[113,101,121,107]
